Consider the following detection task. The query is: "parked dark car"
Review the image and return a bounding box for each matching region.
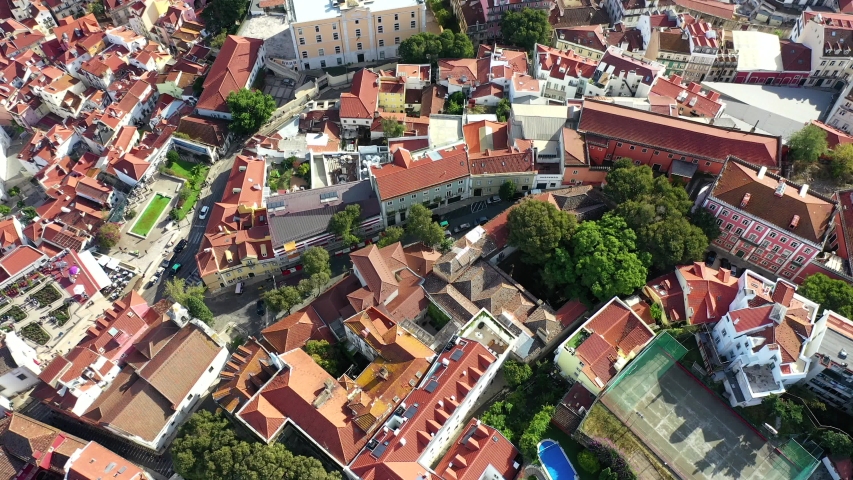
[453,223,471,234]
[477,216,488,225]
[720,258,731,270]
[704,250,717,267]
[174,239,188,253]
[256,300,266,316]
[730,265,740,277]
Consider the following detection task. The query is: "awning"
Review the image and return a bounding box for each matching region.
[670,160,699,179]
[283,241,297,252]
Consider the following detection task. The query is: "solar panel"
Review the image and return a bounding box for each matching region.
[371,441,389,458]
[424,380,439,393]
[450,349,464,362]
[403,403,419,419]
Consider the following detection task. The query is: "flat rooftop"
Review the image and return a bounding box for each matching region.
[292,0,421,23]
[744,364,780,394]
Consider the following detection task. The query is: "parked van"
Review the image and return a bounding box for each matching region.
[236,282,245,295]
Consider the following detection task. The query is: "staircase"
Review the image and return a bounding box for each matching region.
[266,58,300,81]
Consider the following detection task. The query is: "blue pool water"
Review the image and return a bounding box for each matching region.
[538,439,577,480]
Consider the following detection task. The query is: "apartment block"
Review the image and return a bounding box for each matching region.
[286,0,427,70]
[700,158,838,281]
[791,11,853,89]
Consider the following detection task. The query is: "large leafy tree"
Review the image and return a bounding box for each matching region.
[381,118,405,141]
[788,124,828,169]
[304,339,343,377]
[798,273,853,318]
[498,180,516,202]
[398,31,474,64]
[830,143,853,182]
[328,204,362,246]
[502,360,532,388]
[201,0,248,34]
[507,199,576,264]
[518,405,555,460]
[544,214,649,303]
[496,97,511,122]
[184,296,214,325]
[96,223,121,249]
[377,226,405,248]
[820,431,853,458]
[172,411,341,480]
[602,158,654,205]
[226,88,276,135]
[445,91,465,115]
[501,8,551,51]
[263,286,302,314]
[406,204,444,248]
[301,246,331,277]
[641,216,709,270]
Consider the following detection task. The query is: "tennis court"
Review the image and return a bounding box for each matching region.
[598,334,816,480]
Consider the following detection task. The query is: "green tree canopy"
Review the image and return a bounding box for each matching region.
[381,118,405,141]
[210,31,228,49]
[642,216,709,270]
[518,405,555,460]
[602,158,654,205]
[0,205,11,217]
[172,411,342,480]
[689,208,722,242]
[544,214,649,303]
[830,142,853,182]
[302,247,331,277]
[507,199,576,264]
[406,204,444,248]
[496,97,511,122]
[498,180,516,202]
[445,91,465,115]
[599,467,618,480]
[481,400,515,441]
[184,295,214,325]
[501,8,551,51]
[308,272,331,297]
[377,226,405,248]
[304,339,343,377]
[165,277,206,304]
[328,204,362,246]
[201,0,248,34]
[577,449,601,474]
[799,273,853,318]
[764,395,805,427]
[226,88,276,135]
[820,430,853,458]
[263,286,302,314]
[398,31,474,64]
[502,360,532,388]
[788,124,828,168]
[96,223,121,248]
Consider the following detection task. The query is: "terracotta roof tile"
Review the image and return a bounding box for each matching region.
[196,36,263,113]
[372,144,469,200]
[340,69,379,119]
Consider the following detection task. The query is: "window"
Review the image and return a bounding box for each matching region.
[458,187,463,194]
[629,145,635,150]
[721,210,729,216]
[299,37,305,45]
[16,373,27,381]
[315,34,323,42]
[654,150,660,155]
[378,25,384,33]
[337,57,343,65]
[735,228,744,235]
[332,24,337,30]
[355,19,359,24]
[769,232,777,238]
[411,21,416,28]
[315,26,320,33]
[772,245,780,253]
[357,42,363,51]
[301,51,308,58]
[779,237,787,244]
[795,255,805,263]
[298,28,303,35]
[716,219,723,226]
[377,16,382,23]
[732,214,740,221]
[335,46,341,54]
[318,48,325,56]
[725,223,733,231]
[333,32,339,40]
[616,142,623,147]
[395,13,399,20]
[386,201,393,206]
[458,180,464,184]
[379,39,384,46]
[411,194,417,199]
[642,148,647,153]
[749,234,758,241]
[395,23,400,31]
[804,248,812,254]
[741,219,749,226]
[395,37,401,44]
[709,204,717,210]
[355,28,361,37]
[756,225,763,232]
[399,198,405,203]
[790,241,799,248]
[668,154,674,158]
[788,265,797,271]
[412,11,415,17]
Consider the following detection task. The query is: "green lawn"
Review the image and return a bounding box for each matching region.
[542,425,597,480]
[164,159,210,221]
[131,194,172,236]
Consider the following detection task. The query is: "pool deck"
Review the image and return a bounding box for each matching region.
[538,439,579,480]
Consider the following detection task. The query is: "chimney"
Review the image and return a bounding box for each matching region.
[799,184,809,197]
[740,193,750,208]
[718,268,731,283]
[757,166,767,179]
[775,180,787,197]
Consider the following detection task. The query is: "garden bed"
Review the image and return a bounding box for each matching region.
[32,285,62,305]
[20,323,49,345]
[163,159,210,221]
[130,193,172,236]
[50,304,71,326]
[0,305,26,322]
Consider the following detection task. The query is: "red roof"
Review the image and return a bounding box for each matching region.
[340,69,379,119]
[649,74,724,118]
[536,44,597,81]
[0,246,45,278]
[350,340,497,480]
[678,263,739,324]
[237,348,370,464]
[196,35,263,113]
[584,299,655,355]
[433,419,519,480]
[779,40,812,72]
[372,144,469,200]
[673,0,735,19]
[260,307,335,353]
[645,272,685,323]
[578,99,780,168]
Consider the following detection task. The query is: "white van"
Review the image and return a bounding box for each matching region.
[235,281,244,295]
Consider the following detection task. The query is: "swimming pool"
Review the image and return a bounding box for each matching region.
[538,439,578,480]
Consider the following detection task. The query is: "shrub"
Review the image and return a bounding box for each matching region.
[32,285,62,305]
[578,449,601,474]
[50,305,71,326]
[1,305,26,322]
[125,208,137,220]
[97,223,122,249]
[20,323,49,345]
